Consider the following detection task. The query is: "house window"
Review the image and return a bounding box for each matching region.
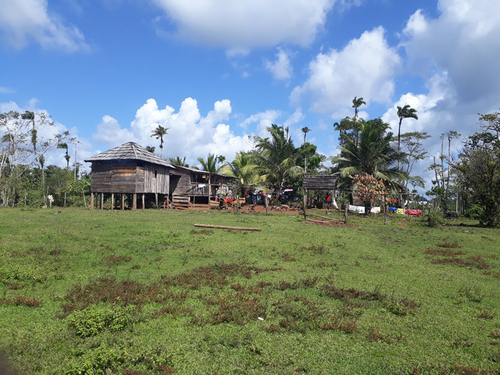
[154,171,157,178]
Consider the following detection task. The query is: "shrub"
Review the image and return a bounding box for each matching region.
[68,305,136,337]
[427,209,443,228]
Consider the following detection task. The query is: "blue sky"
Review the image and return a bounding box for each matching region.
[1,0,499,192]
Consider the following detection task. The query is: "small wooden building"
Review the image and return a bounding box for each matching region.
[85,142,233,210]
[85,142,175,209]
[169,165,232,206]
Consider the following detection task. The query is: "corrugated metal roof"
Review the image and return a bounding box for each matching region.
[84,142,175,168]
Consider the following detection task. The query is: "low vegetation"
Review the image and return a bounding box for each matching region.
[0,208,499,374]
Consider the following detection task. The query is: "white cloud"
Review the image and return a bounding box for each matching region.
[93,115,135,145]
[92,97,253,165]
[0,0,89,51]
[240,109,282,138]
[264,47,293,81]
[395,0,500,192]
[291,27,401,116]
[0,87,15,94]
[151,0,334,51]
[402,0,500,110]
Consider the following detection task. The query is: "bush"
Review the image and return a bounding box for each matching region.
[68,305,136,337]
[465,205,482,219]
[427,209,443,228]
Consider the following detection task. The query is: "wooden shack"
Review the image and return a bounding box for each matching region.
[85,142,233,210]
[169,165,233,208]
[85,142,175,209]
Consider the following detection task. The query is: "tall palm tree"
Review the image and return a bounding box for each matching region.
[253,124,302,191]
[151,125,169,158]
[352,96,366,121]
[57,143,70,169]
[221,152,260,195]
[301,127,311,173]
[301,127,311,144]
[396,105,418,171]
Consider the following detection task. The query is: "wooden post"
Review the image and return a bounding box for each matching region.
[208,174,211,199]
[121,194,125,210]
[155,193,158,208]
[344,203,348,224]
[132,193,137,210]
[384,199,388,225]
[90,192,94,209]
[101,193,104,209]
[143,194,146,210]
[111,194,114,210]
[302,188,307,220]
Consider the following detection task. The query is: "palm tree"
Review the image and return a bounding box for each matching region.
[151,125,169,158]
[396,105,418,171]
[220,152,260,196]
[168,156,189,167]
[352,96,366,121]
[333,119,402,189]
[57,143,70,169]
[301,127,311,144]
[198,153,224,173]
[253,124,302,191]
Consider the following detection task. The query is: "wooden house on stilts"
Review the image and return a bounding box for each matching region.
[85,142,233,210]
[85,142,174,209]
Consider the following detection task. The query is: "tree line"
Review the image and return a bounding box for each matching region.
[2,103,499,227]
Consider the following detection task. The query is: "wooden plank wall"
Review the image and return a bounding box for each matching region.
[90,161,171,194]
[171,170,192,195]
[303,175,337,190]
[143,164,170,194]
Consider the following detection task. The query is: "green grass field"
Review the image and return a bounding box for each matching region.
[0,208,499,374]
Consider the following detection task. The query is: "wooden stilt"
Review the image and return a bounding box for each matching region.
[90,192,94,209]
[143,194,146,210]
[121,194,125,210]
[132,193,137,210]
[101,193,104,209]
[111,194,114,210]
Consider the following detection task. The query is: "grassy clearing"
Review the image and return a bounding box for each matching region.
[0,208,499,374]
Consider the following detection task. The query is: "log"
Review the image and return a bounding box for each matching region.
[194,224,261,231]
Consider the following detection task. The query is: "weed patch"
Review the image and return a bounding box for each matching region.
[436,242,461,248]
[0,295,41,307]
[366,328,403,344]
[424,248,466,256]
[103,254,132,265]
[322,285,386,301]
[431,256,491,270]
[68,305,136,337]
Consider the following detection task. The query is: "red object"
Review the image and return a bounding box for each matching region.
[406,209,422,218]
[398,223,406,226]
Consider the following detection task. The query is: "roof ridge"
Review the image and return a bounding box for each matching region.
[131,142,138,159]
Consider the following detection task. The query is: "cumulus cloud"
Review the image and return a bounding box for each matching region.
[291,27,401,116]
[402,0,500,110]
[93,98,253,165]
[240,109,282,138]
[93,115,135,145]
[151,0,334,51]
[264,47,293,81]
[0,0,89,51]
[394,0,500,191]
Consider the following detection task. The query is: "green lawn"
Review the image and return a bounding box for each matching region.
[0,208,499,374]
